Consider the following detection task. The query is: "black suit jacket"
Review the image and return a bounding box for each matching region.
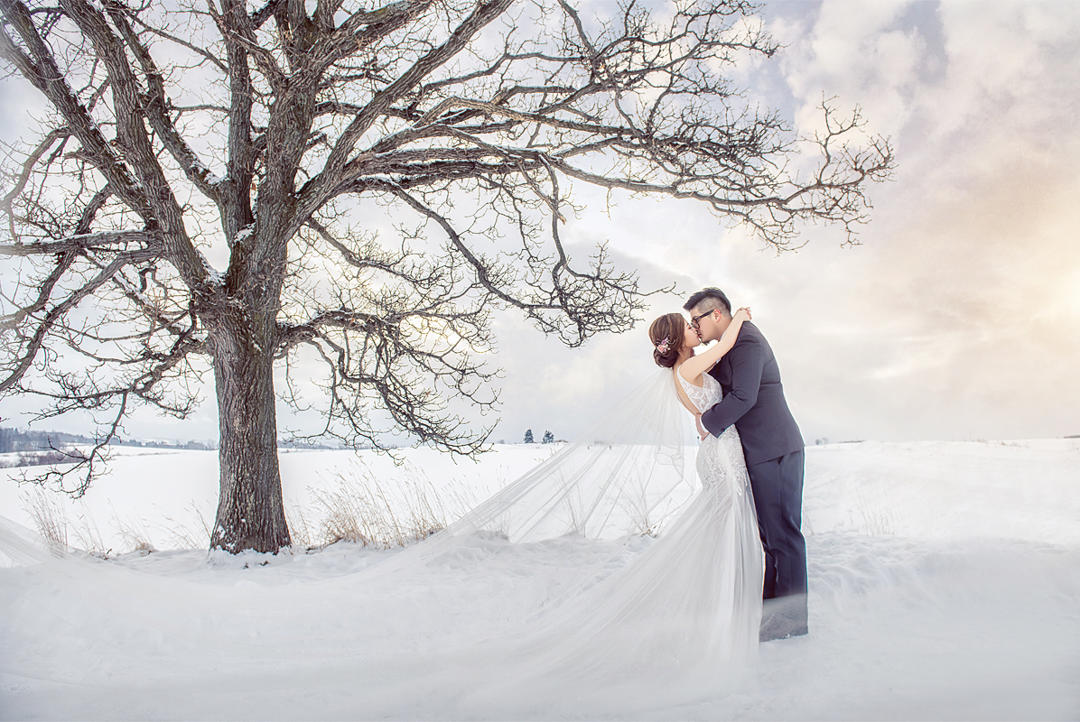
[701,322,803,466]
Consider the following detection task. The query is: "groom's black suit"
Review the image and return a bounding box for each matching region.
[700,321,808,638]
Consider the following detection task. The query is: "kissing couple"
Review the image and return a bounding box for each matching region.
[648,287,808,644]
[379,286,810,708]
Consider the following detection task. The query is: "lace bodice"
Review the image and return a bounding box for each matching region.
[675,368,722,414]
[675,367,748,498]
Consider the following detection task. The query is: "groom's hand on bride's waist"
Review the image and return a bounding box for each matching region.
[695,415,710,441]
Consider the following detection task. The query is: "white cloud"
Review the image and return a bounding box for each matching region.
[778,0,926,138]
[913,0,1080,155]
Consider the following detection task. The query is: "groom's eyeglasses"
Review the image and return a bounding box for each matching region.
[690,309,713,328]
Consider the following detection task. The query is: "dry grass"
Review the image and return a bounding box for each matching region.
[115,515,156,555]
[307,471,458,549]
[618,492,665,538]
[23,488,115,557]
[161,501,214,549]
[285,506,314,550]
[17,464,482,555]
[70,512,111,557]
[24,488,68,555]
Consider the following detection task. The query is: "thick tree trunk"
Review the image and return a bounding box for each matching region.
[208,322,291,553]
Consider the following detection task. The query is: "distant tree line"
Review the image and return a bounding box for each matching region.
[0,426,217,454]
[0,427,97,454]
[0,427,353,455]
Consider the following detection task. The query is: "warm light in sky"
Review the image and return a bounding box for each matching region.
[1064,270,1080,319]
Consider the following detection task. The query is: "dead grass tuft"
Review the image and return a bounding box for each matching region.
[24,488,68,556]
[309,471,454,549]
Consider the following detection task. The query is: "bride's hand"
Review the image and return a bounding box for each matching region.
[733,307,751,323]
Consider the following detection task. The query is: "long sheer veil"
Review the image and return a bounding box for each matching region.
[354,369,760,714]
[362,366,704,610]
[427,367,700,547]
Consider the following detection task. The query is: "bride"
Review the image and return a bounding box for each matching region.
[627,305,764,667]
[409,307,764,714]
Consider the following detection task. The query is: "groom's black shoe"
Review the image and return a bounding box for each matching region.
[759,622,808,642]
[759,595,808,642]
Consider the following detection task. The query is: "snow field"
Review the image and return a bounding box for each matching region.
[1,439,1078,720]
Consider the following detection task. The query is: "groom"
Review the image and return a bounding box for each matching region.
[685,288,808,641]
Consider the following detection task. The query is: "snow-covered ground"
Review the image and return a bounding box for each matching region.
[0,443,564,554]
[1,440,1078,720]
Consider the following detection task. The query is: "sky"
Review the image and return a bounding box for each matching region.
[492,0,1080,444]
[2,0,1079,447]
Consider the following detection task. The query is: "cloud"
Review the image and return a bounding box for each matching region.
[776,0,927,138]
[689,0,1075,440]
[709,0,1080,441]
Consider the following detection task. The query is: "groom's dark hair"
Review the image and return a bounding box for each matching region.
[684,287,732,316]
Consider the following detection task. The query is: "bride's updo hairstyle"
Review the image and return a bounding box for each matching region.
[648,313,685,368]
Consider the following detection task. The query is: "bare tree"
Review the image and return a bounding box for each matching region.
[0,0,893,553]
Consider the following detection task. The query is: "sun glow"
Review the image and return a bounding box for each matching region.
[1063,269,1080,318]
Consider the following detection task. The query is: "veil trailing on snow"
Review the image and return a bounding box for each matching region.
[435,368,700,545]
[357,367,762,713]
[364,366,704,593]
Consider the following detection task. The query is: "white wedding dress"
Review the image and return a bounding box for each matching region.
[444,371,765,713]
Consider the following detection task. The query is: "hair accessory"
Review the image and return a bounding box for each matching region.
[655,337,671,354]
